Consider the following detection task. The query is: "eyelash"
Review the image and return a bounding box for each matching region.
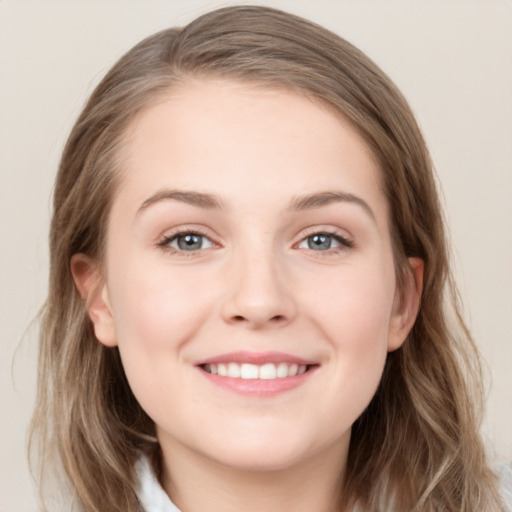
[295,229,354,257]
[157,227,215,257]
[156,228,354,256]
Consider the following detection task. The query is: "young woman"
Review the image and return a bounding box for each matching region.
[30,5,505,511]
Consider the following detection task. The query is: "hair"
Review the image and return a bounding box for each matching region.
[30,5,502,512]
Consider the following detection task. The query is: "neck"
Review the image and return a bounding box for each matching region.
[159,438,348,512]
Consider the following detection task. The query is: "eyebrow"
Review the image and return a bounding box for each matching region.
[137,188,375,222]
[288,191,376,221]
[138,190,225,212]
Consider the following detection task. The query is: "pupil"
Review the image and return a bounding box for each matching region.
[309,234,331,250]
[178,234,202,250]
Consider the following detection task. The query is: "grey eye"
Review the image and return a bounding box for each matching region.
[309,234,334,250]
[170,233,213,251]
[298,233,342,251]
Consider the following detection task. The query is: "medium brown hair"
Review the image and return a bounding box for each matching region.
[31,5,502,511]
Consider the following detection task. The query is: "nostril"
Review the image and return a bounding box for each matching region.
[230,314,286,325]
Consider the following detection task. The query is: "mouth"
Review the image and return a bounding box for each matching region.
[196,351,319,395]
[201,362,312,380]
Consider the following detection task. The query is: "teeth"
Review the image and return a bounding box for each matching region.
[227,363,240,378]
[205,362,309,379]
[259,363,276,380]
[240,363,259,379]
[276,363,289,378]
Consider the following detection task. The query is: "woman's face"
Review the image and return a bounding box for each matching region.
[80,79,420,473]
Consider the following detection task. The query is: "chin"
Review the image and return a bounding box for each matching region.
[194,422,348,473]
[207,443,312,473]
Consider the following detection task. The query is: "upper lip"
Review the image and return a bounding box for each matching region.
[195,351,318,366]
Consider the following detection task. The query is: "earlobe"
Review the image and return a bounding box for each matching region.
[70,254,118,347]
[387,257,424,352]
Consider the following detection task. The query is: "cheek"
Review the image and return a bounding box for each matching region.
[305,264,395,409]
[106,261,217,394]
[109,259,214,347]
[106,263,218,419]
[308,261,395,343]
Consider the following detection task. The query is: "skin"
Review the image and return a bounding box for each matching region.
[73,79,423,512]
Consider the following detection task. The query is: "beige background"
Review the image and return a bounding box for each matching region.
[1,1,511,510]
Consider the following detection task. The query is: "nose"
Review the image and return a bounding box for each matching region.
[220,249,297,330]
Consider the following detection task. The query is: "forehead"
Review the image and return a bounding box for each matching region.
[113,78,387,221]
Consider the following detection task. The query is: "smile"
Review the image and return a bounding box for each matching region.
[203,362,309,380]
[196,351,319,396]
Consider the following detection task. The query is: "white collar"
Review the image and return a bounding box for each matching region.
[135,455,181,512]
[501,462,512,511]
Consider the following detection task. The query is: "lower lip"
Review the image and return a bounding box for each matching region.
[198,367,317,396]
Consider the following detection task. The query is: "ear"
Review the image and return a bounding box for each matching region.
[70,254,117,347]
[387,257,424,352]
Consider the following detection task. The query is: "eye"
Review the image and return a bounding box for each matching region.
[297,232,352,251]
[161,232,215,252]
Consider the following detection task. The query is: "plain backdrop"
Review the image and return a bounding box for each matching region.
[1,1,511,510]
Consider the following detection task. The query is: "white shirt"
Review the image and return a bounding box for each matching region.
[501,462,512,512]
[135,456,181,512]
